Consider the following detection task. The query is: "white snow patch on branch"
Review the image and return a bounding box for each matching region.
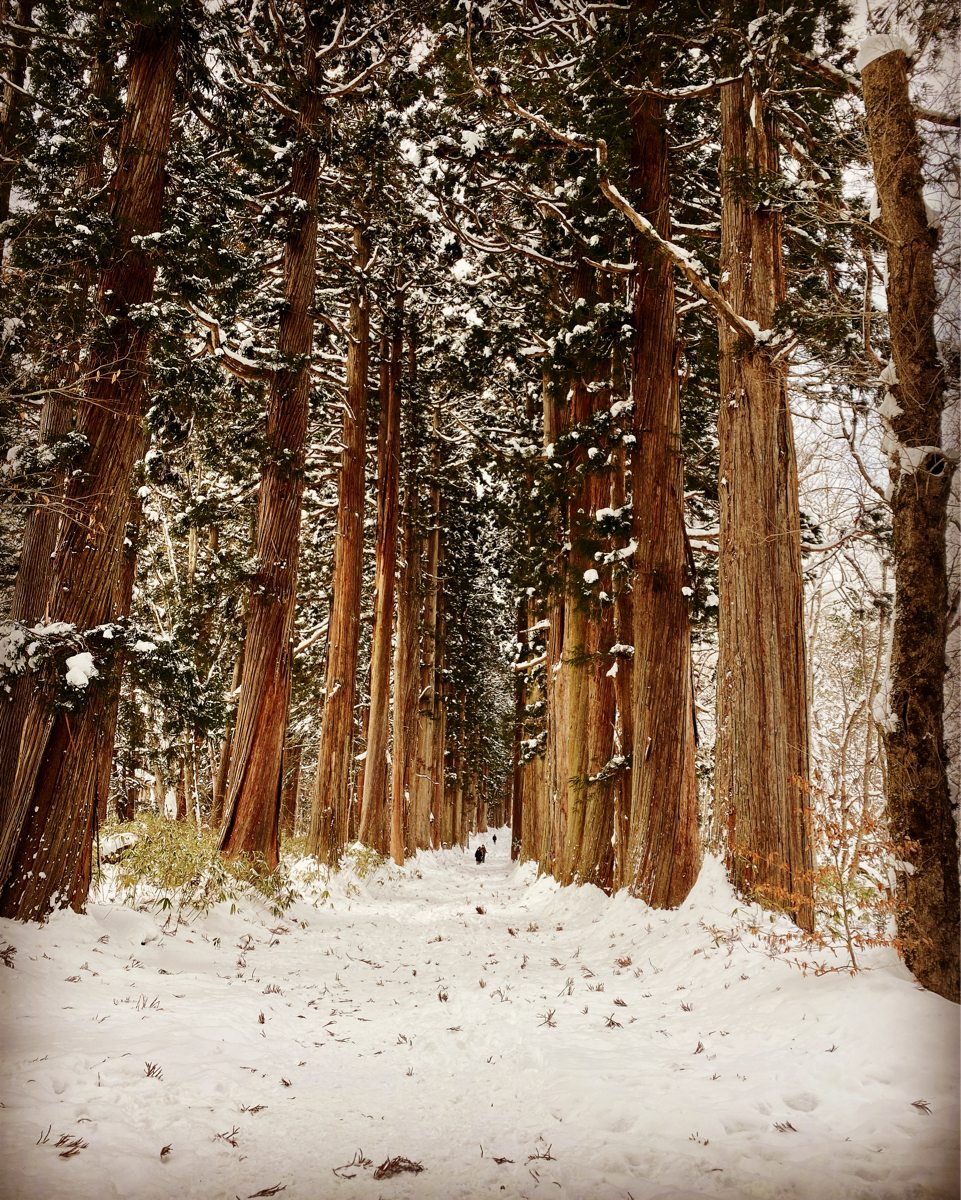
[64,651,98,689]
[856,34,913,73]
[878,392,903,420]
[878,360,899,386]
[899,444,947,475]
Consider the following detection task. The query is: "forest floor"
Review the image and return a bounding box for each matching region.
[0,830,957,1200]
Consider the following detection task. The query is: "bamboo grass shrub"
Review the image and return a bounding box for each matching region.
[100,814,298,921]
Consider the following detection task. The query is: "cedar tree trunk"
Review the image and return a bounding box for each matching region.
[359,293,402,852]
[219,18,323,869]
[0,45,113,829]
[391,451,420,863]
[577,592,617,890]
[409,425,442,850]
[611,450,634,885]
[510,599,526,861]
[623,94,700,907]
[280,742,302,840]
[552,265,594,885]
[307,228,370,866]
[862,47,959,1001]
[428,532,447,848]
[211,650,243,829]
[715,74,813,929]
[0,19,180,920]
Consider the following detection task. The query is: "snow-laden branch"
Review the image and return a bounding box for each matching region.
[324,49,392,99]
[0,70,51,107]
[513,654,547,673]
[596,141,761,344]
[642,76,740,99]
[184,302,275,384]
[463,35,773,348]
[913,106,960,128]
[224,61,299,120]
[687,528,719,556]
[314,7,349,61]
[294,620,329,658]
[582,255,635,274]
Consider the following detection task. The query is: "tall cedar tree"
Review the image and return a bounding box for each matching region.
[553,262,596,886]
[462,4,702,900]
[218,3,325,870]
[358,286,403,853]
[0,22,115,829]
[391,380,423,862]
[623,83,700,905]
[0,12,181,919]
[306,227,370,865]
[407,412,443,852]
[713,18,813,929]
[860,43,959,1002]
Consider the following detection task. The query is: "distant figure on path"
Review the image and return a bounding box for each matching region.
[491,834,496,844]
[475,845,487,863]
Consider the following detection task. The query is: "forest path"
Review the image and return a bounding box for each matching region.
[0,832,957,1200]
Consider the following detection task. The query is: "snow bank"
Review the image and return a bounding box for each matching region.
[0,837,956,1200]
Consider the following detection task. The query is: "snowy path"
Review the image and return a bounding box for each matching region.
[0,833,957,1200]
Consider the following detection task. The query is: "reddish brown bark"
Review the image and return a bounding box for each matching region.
[520,717,546,864]
[352,681,370,838]
[577,593,618,890]
[510,599,526,861]
[623,94,700,907]
[306,228,370,866]
[566,393,619,887]
[556,264,599,887]
[0,19,181,920]
[862,49,958,1001]
[570,338,619,890]
[519,605,548,866]
[280,742,302,840]
[715,74,812,929]
[210,651,242,829]
[219,17,324,870]
[409,424,442,851]
[475,771,487,833]
[450,737,465,848]
[518,389,550,869]
[542,368,567,877]
[175,766,188,822]
[0,379,73,831]
[428,534,447,849]
[391,454,420,863]
[92,495,141,833]
[611,452,634,886]
[0,44,113,829]
[359,294,403,853]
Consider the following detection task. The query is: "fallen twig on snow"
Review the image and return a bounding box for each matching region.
[372,1155,425,1180]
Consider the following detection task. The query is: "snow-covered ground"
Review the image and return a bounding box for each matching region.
[0,833,957,1200]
